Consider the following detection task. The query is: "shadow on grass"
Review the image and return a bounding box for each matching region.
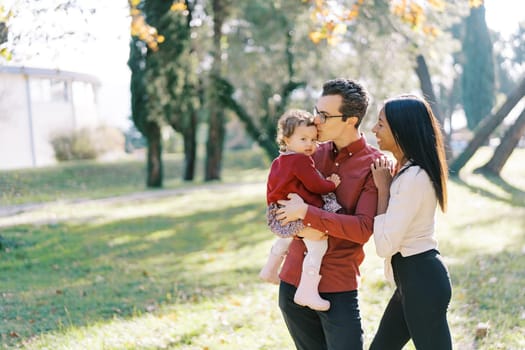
[0,200,273,348]
[450,174,525,208]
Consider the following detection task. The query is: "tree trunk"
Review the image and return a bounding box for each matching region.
[205,95,225,181]
[205,75,226,181]
[182,110,198,181]
[414,54,453,162]
[449,77,525,175]
[205,0,228,181]
[475,106,525,176]
[146,122,163,187]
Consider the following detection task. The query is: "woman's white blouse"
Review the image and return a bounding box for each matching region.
[373,163,438,282]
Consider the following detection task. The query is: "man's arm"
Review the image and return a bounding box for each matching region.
[277,173,378,244]
[276,194,327,240]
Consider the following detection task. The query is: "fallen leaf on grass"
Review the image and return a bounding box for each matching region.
[146,303,157,312]
[475,322,489,339]
[229,298,242,306]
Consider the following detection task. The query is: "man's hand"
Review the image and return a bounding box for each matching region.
[299,227,328,240]
[276,193,308,224]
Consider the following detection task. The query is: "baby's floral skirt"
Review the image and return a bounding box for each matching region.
[266,192,342,238]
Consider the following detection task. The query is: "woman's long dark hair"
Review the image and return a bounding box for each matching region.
[384,95,448,212]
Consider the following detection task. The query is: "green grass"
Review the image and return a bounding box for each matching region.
[1,147,524,349]
[0,149,272,206]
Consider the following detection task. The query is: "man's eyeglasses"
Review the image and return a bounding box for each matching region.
[313,106,345,124]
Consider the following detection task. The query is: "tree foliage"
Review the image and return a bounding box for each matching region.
[0,4,12,60]
[460,4,495,130]
[305,0,478,44]
[129,0,186,51]
[0,0,99,64]
[219,1,312,159]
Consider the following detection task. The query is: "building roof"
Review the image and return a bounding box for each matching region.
[0,65,101,85]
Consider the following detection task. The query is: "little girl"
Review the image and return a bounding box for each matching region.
[259,109,341,311]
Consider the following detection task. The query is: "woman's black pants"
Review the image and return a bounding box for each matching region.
[369,249,452,350]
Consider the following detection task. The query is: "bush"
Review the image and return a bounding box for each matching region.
[51,126,125,161]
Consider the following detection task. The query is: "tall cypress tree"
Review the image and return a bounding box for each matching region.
[128,35,163,188]
[128,1,169,188]
[129,0,198,184]
[461,4,495,130]
[145,0,198,181]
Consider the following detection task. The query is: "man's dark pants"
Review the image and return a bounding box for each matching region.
[279,281,364,350]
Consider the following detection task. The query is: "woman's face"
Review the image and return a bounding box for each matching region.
[371,108,398,153]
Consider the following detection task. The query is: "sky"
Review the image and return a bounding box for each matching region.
[2,0,524,129]
[484,0,524,38]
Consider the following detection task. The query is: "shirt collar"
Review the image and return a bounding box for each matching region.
[280,150,298,156]
[329,133,367,156]
[393,159,415,181]
[398,159,414,172]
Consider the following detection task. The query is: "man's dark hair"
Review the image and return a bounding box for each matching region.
[322,78,369,127]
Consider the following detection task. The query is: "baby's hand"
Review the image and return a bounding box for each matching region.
[328,173,341,187]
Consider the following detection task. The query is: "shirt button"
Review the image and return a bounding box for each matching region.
[325,230,328,233]
[348,152,353,156]
[307,223,311,226]
[335,162,339,167]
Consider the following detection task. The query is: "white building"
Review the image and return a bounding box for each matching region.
[0,66,101,169]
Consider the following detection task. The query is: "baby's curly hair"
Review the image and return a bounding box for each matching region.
[276,109,315,152]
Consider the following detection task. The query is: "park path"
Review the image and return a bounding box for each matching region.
[0,181,265,220]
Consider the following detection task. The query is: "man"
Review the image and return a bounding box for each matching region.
[276,78,381,350]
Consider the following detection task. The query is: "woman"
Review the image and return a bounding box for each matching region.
[369,95,452,349]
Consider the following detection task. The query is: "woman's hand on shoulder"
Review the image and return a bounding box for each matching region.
[371,156,394,191]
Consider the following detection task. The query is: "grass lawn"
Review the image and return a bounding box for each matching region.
[0,150,271,206]
[0,147,524,349]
